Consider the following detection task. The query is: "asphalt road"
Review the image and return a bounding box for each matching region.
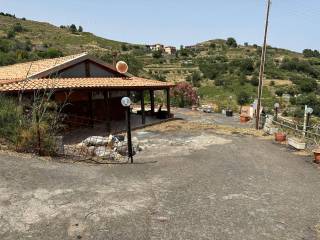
[0,130,320,240]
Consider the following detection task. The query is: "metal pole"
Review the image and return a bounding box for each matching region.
[256,0,272,130]
[126,107,133,163]
[306,113,311,136]
[303,105,308,138]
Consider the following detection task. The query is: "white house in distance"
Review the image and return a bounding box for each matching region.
[146,44,164,52]
[164,46,177,55]
[146,44,177,55]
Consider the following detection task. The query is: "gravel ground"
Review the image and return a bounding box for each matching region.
[0,122,320,239]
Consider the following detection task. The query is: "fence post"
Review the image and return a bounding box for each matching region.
[303,105,308,138]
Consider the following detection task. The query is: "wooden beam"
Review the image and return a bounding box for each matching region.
[166,88,171,118]
[88,91,94,128]
[150,90,155,115]
[85,61,91,77]
[141,90,146,124]
[104,91,111,133]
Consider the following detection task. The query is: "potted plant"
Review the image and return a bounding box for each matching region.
[240,115,250,123]
[275,128,286,142]
[313,147,320,164]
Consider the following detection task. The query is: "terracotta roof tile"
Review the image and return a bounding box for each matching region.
[0,53,87,83]
[0,77,175,92]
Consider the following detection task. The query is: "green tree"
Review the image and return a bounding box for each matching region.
[13,23,24,32]
[152,50,162,59]
[226,37,237,48]
[250,74,259,86]
[78,26,83,32]
[69,24,77,33]
[187,71,202,87]
[240,58,255,74]
[6,30,16,39]
[297,78,317,93]
[121,44,129,51]
[237,91,251,113]
[303,49,320,58]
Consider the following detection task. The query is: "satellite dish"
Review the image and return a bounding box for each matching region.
[116,61,129,74]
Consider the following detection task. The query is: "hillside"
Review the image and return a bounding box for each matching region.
[0,13,319,117]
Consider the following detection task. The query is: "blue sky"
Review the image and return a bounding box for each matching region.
[0,0,319,52]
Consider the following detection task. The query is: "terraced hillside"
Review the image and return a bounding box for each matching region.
[0,13,319,116]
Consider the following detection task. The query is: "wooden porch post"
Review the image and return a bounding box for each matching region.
[150,90,155,115]
[104,91,111,133]
[166,88,171,118]
[141,90,146,124]
[88,91,94,128]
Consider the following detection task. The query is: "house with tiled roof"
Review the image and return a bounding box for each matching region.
[0,53,175,130]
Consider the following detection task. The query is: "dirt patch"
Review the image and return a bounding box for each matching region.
[315,224,320,240]
[143,120,264,137]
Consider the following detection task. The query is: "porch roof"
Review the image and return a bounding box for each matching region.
[0,77,175,92]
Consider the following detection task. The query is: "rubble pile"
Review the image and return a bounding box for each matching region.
[64,134,141,162]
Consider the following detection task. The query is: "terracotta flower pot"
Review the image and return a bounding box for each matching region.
[240,115,250,123]
[275,132,286,142]
[313,149,320,164]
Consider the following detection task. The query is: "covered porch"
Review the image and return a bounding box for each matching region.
[57,87,173,133]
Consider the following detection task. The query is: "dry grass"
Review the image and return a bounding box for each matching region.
[315,224,320,240]
[264,79,293,86]
[143,119,265,137]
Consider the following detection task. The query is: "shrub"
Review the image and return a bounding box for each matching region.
[6,30,16,39]
[152,50,162,59]
[12,23,24,32]
[250,75,259,86]
[297,78,317,93]
[69,24,77,33]
[237,91,251,106]
[303,49,320,58]
[226,37,237,48]
[171,82,198,108]
[186,71,202,87]
[240,58,255,74]
[0,95,23,143]
[0,94,65,155]
[280,58,320,78]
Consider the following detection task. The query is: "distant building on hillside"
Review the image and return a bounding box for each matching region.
[146,44,165,52]
[164,46,177,55]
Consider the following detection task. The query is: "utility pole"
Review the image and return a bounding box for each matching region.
[256,0,272,130]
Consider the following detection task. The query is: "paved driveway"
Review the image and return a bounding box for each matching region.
[0,127,320,239]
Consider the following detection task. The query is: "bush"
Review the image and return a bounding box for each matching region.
[226,37,237,48]
[280,58,320,78]
[0,95,23,143]
[69,24,77,33]
[303,49,320,58]
[152,50,162,59]
[294,93,320,116]
[37,48,63,59]
[6,30,16,39]
[12,23,24,32]
[250,75,259,86]
[297,78,317,93]
[0,94,64,155]
[186,71,202,87]
[242,59,255,74]
[171,82,198,108]
[237,91,251,106]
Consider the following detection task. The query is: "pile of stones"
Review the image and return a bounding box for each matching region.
[64,134,141,162]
